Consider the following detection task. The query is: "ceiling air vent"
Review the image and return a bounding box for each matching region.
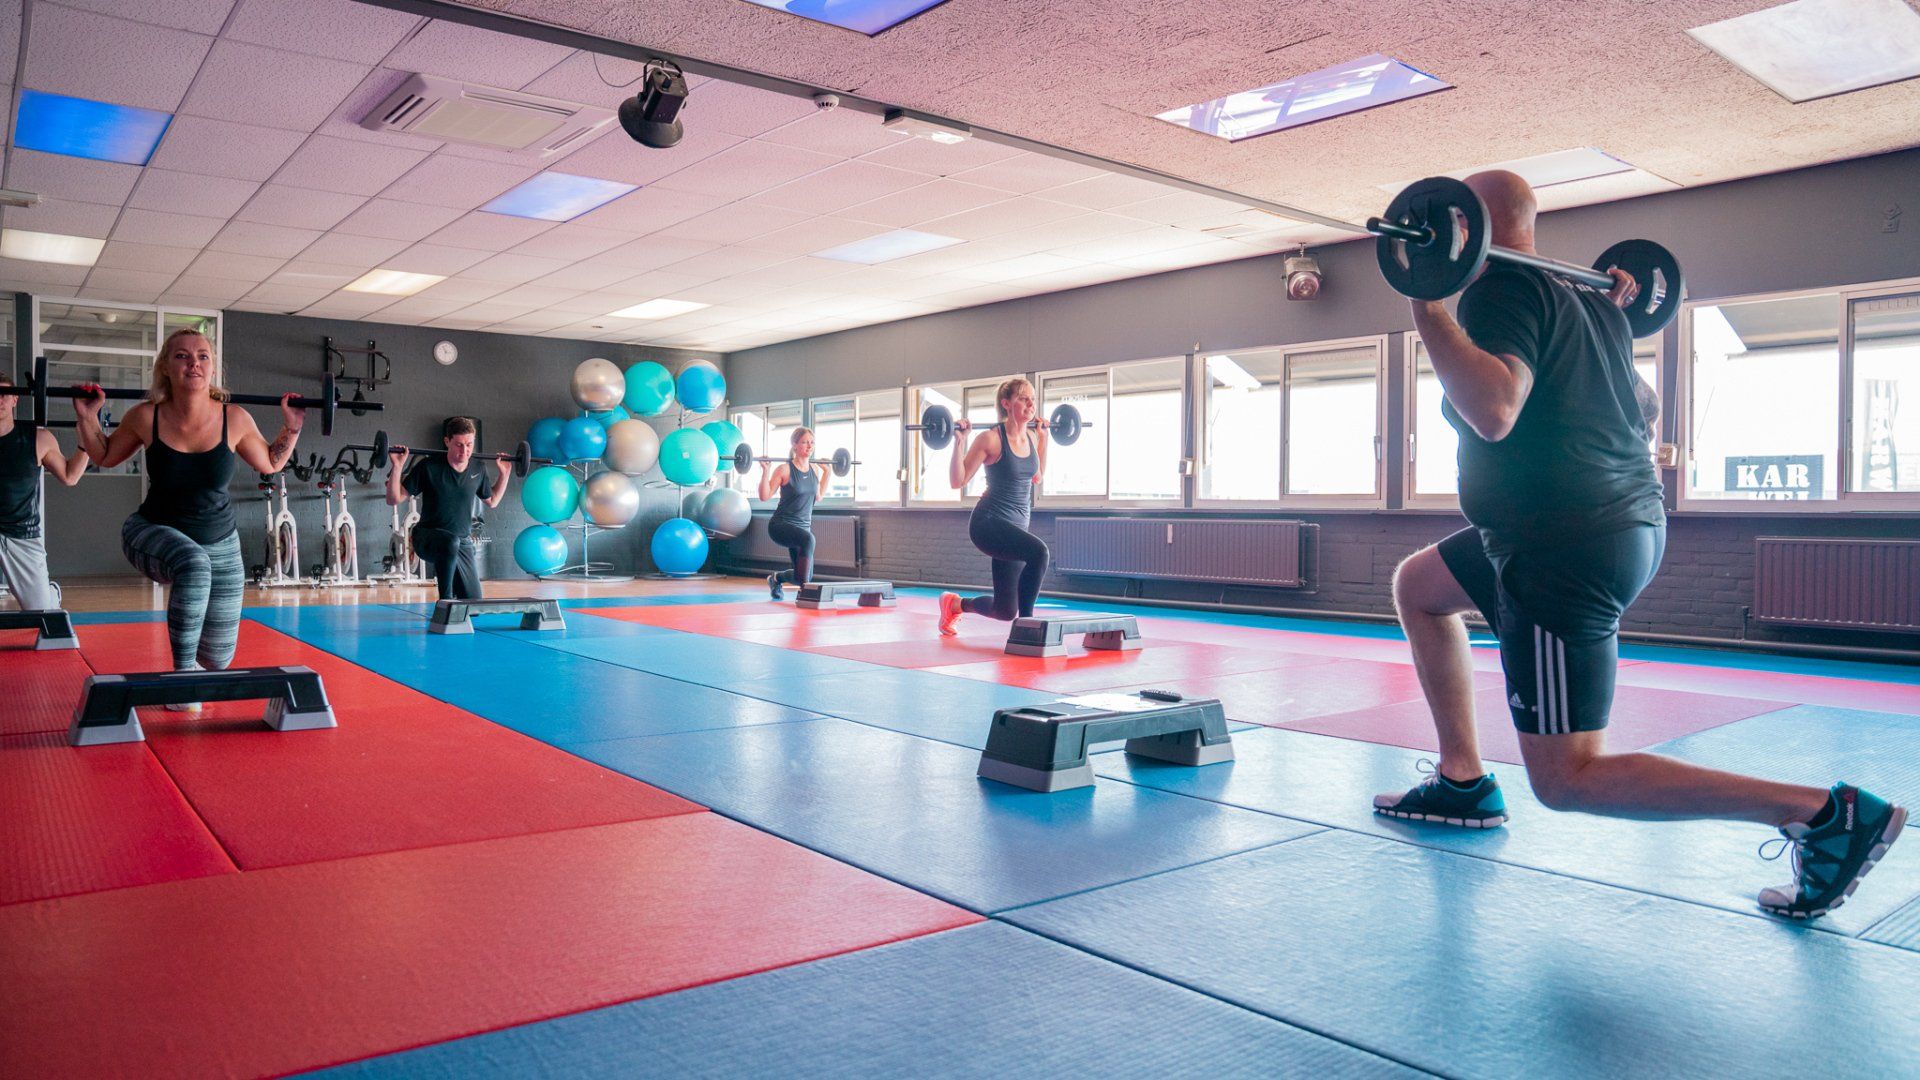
[361,74,616,157]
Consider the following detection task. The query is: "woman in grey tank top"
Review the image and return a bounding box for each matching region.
[938,377,1050,635]
[759,426,833,600]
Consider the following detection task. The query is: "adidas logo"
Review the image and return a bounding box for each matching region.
[1509,692,1530,711]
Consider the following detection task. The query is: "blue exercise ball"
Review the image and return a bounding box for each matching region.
[526,416,567,462]
[650,517,709,576]
[585,404,631,431]
[513,525,568,576]
[675,361,726,415]
[559,416,607,462]
[659,426,718,486]
[624,361,675,416]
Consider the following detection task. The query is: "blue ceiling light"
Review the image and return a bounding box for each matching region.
[481,172,638,222]
[1156,54,1449,142]
[737,0,951,36]
[814,229,962,264]
[14,90,173,165]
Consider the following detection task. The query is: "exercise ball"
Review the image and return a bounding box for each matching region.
[680,486,708,520]
[650,517,709,575]
[699,487,752,539]
[581,470,640,527]
[526,416,567,463]
[520,466,581,524]
[675,361,726,415]
[559,416,607,462]
[570,357,624,410]
[624,361,675,416]
[587,404,631,431]
[513,524,568,576]
[603,418,660,475]
[659,426,718,486]
[702,419,744,469]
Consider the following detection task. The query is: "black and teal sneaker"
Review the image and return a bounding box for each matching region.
[1373,761,1509,828]
[768,573,783,601]
[1758,784,1907,919]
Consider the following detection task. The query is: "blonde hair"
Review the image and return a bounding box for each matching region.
[995,377,1033,421]
[147,328,227,405]
[790,426,813,447]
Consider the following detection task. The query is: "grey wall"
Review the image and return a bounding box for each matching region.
[43,311,723,581]
[723,148,1920,652]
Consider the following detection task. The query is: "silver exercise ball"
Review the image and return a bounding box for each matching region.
[582,470,640,527]
[603,418,660,475]
[699,487,752,539]
[680,485,710,520]
[571,357,625,411]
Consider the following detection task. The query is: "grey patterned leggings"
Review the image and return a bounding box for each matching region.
[121,514,243,671]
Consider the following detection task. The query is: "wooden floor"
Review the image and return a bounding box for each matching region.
[56,575,755,612]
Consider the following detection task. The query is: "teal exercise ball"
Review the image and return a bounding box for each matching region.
[659,426,718,486]
[520,466,581,524]
[526,416,567,463]
[650,517,709,575]
[513,525,568,576]
[675,361,726,415]
[702,419,744,470]
[559,416,607,462]
[624,361,675,416]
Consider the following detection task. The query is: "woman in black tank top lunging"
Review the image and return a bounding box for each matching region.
[759,426,833,601]
[939,377,1049,635]
[77,329,305,699]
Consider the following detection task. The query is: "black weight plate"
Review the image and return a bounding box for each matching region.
[1048,403,1082,446]
[830,447,854,477]
[1593,239,1684,338]
[731,441,754,473]
[1375,176,1491,301]
[919,404,955,450]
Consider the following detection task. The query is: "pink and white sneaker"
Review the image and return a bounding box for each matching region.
[938,592,962,637]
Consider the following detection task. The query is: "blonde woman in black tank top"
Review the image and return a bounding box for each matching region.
[759,426,833,600]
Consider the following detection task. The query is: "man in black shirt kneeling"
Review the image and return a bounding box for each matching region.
[386,416,511,602]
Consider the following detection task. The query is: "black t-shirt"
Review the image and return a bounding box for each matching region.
[1446,264,1664,556]
[403,456,493,536]
[0,425,40,538]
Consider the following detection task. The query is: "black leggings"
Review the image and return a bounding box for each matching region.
[964,514,1048,621]
[412,526,482,601]
[767,517,814,587]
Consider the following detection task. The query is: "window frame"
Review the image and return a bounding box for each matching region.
[728,399,804,504]
[1675,274,1920,513]
[906,374,1020,507]
[806,389,907,507]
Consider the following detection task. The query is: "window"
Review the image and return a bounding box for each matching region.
[909,377,1011,503]
[727,400,803,498]
[1685,293,1841,502]
[1038,369,1107,498]
[1108,358,1185,501]
[1849,292,1920,494]
[809,396,856,501]
[1200,337,1384,505]
[853,389,903,504]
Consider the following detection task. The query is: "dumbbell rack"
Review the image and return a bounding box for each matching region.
[541,459,634,584]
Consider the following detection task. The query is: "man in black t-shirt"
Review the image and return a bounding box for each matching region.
[0,376,90,609]
[385,416,510,601]
[1374,171,1904,920]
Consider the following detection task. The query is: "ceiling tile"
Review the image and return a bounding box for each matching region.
[234,185,367,231]
[543,291,631,314]
[597,269,707,299]
[1110,238,1260,272]
[517,51,655,110]
[23,4,212,111]
[442,298,540,322]
[186,250,286,281]
[330,197,465,242]
[530,261,639,292]
[650,140,840,201]
[1110,190,1251,228]
[52,0,234,35]
[414,278,508,303]
[241,283,333,308]
[660,278,779,307]
[750,160,929,215]
[461,252,571,284]
[127,170,260,218]
[267,261,366,290]
[421,211,555,251]
[6,150,141,206]
[833,179,1008,229]
[293,232,410,268]
[485,310,580,333]
[916,197,1085,241]
[571,189,728,236]
[82,266,176,301]
[857,135,1023,177]
[951,153,1107,195]
[652,202,811,246]
[366,296,469,322]
[1049,226,1216,263]
[483,284,579,309]
[727,256,855,287]
[758,108,918,158]
[165,274,255,302]
[383,243,491,276]
[95,241,199,274]
[379,155,537,209]
[1008,212,1159,251]
[274,135,430,196]
[881,239,1025,275]
[583,236,718,272]
[381,19,573,88]
[507,224,632,261]
[655,245,792,280]
[111,207,225,247]
[8,198,121,239]
[552,125,743,187]
[223,0,421,64]
[147,116,308,181]
[682,80,820,139]
[208,220,322,259]
[1040,172,1182,211]
[180,40,373,132]
[0,258,89,287]
[158,292,241,310]
[736,216,890,256]
[296,292,397,319]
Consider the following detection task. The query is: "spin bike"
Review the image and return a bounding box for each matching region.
[310,450,374,588]
[251,459,311,588]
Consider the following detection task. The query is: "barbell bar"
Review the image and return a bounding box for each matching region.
[347,429,552,479]
[3,356,379,437]
[903,402,1090,451]
[730,443,859,478]
[1367,175,1684,338]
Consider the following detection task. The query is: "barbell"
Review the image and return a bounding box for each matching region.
[1368,176,1684,338]
[347,429,553,479]
[3,356,379,436]
[731,443,859,478]
[904,402,1089,451]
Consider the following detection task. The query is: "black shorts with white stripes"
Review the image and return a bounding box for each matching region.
[1436,524,1665,735]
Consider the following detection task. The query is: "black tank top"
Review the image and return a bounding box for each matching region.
[771,457,817,529]
[0,424,41,539]
[138,402,237,543]
[975,422,1036,525]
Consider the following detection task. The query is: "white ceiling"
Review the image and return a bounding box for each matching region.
[0,0,1351,351]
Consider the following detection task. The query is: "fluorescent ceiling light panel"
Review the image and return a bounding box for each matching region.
[814,229,962,264]
[1689,0,1920,103]
[13,90,173,165]
[0,228,105,266]
[1157,54,1447,141]
[882,110,971,144]
[482,172,637,222]
[608,299,709,319]
[736,0,950,35]
[1378,147,1638,193]
[344,269,446,296]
